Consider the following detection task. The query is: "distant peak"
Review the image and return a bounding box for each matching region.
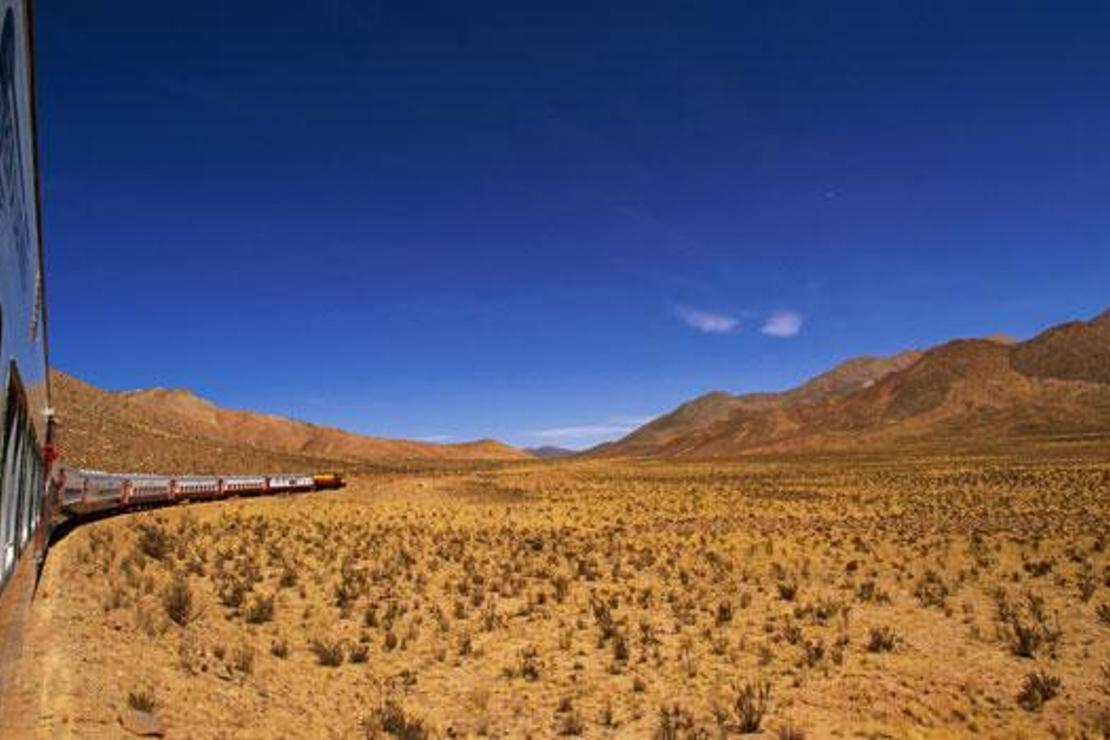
[983,332,1017,345]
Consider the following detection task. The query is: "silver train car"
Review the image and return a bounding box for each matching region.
[0,0,53,713]
[0,0,48,594]
[58,468,330,516]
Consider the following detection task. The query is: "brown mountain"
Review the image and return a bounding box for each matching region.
[51,372,530,474]
[524,446,579,459]
[595,349,923,457]
[593,309,1110,458]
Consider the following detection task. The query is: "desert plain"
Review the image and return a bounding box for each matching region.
[13,441,1110,738]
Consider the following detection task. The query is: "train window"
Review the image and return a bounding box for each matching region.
[11,409,23,550]
[30,452,40,531]
[17,418,33,548]
[15,418,26,549]
[0,310,4,582]
[1,388,17,580]
[0,363,40,577]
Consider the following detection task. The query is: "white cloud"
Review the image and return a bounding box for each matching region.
[531,425,637,441]
[528,413,661,445]
[761,310,803,338]
[675,306,738,334]
[417,434,453,443]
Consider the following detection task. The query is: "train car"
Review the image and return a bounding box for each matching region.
[222,476,265,495]
[56,467,117,513]
[0,0,47,591]
[127,476,172,504]
[52,469,345,516]
[78,474,126,513]
[0,0,52,713]
[269,474,315,492]
[57,468,83,510]
[173,476,221,500]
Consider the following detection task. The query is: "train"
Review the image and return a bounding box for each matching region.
[0,1,347,717]
[0,0,57,716]
[57,469,345,516]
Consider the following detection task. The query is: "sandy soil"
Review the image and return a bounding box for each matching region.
[17,450,1110,738]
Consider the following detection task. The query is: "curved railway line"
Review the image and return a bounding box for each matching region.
[0,1,350,719]
[57,469,344,517]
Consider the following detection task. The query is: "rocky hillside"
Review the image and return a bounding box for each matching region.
[51,372,530,474]
[597,349,923,457]
[593,310,1110,458]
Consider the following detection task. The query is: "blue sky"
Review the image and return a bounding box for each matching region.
[37,1,1110,449]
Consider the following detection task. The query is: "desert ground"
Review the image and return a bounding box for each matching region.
[17,443,1110,738]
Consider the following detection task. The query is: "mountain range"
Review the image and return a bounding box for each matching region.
[51,372,529,474]
[591,308,1110,457]
[52,308,1109,472]
[524,446,578,459]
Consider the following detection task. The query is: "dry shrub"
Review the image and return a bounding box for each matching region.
[233,644,255,675]
[1016,671,1060,711]
[127,689,155,712]
[867,626,897,653]
[1009,616,1042,658]
[136,523,172,562]
[271,638,289,659]
[349,642,370,664]
[557,706,585,736]
[914,570,949,609]
[777,725,806,740]
[163,577,194,626]
[311,638,345,667]
[734,680,772,733]
[655,704,697,740]
[365,700,427,739]
[245,594,275,624]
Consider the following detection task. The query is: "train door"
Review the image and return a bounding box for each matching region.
[0,361,36,588]
[0,372,17,583]
[0,307,6,585]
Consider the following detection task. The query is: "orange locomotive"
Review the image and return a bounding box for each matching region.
[312,472,344,490]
